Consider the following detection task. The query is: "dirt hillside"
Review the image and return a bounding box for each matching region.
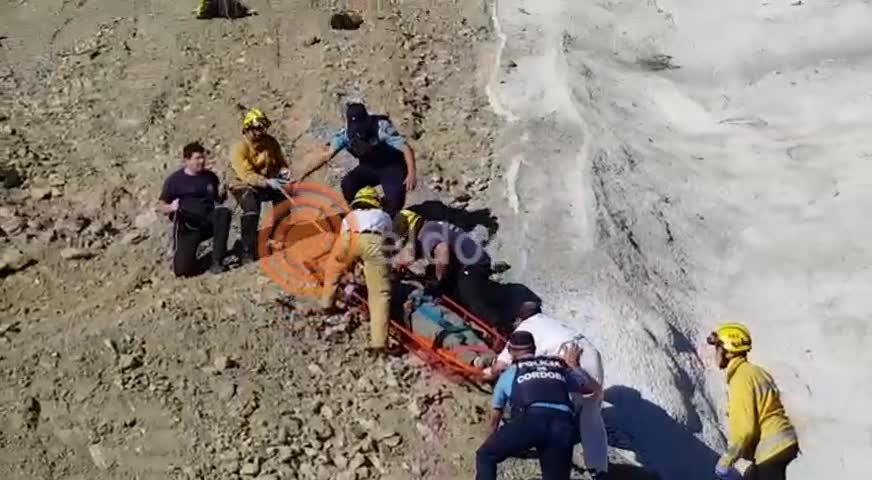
[1,1,655,479]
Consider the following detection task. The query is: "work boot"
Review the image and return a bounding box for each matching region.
[240,214,259,264]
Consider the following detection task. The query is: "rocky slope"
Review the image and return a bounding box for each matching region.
[1,1,657,479]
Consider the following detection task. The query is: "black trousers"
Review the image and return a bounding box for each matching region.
[744,445,799,480]
[237,187,287,258]
[173,206,231,277]
[340,162,407,217]
[444,264,507,333]
[476,408,576,480]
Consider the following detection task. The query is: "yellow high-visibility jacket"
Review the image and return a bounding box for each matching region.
[230,135,288,188]
[718,357,799,468]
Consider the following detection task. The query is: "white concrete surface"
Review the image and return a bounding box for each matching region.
[486,0,872,478]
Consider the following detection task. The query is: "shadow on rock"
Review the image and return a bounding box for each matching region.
[493,282,542,324]
[603,385,719,479]
[406,200,499,239]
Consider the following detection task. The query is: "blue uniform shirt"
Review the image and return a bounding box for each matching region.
[330,118,406,152]
[492,365,584,413]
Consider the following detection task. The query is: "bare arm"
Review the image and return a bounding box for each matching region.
[562,343,599,396]
[432,242,451,282]
[401,143,416,191]
[298,143,339,180]
[487,409,503,435]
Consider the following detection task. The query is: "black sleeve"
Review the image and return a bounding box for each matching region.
[208,171,223,202]
[159,174,176,203]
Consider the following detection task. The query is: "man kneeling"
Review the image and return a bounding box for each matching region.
[158,142,230,277]
[476,331,596,480]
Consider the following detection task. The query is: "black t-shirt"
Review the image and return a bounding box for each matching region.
[159,168,220,221]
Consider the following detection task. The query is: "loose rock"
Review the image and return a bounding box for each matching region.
[88,443,112,470]
[29,187,52,200]
[118,353,142,371]
[1,248,33,276]
[60,247,94,260]
[329,11,364,30]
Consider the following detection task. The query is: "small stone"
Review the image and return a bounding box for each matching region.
[309,416,333,441]
[60,247,94,260]
[213,355,235,372]
[240,460,261,476]
[383,435,402,448]
[255,475,278,480]
[454,192,472,203]
[0,248,33,276]
[118,353,142,371]
[29,187,52,200]
[88,443,112,470]
[303,36,321,46]
[349,453,366,471]
[320,405,334,420]
[332,452,348,469]
[120,231,145,245]
[103,338,119,355]
[329,11,364,30]
[48,174,66,187]
[267,445,293,464]
[307,363,324,376]
[216,381,236,401]
[0,166,23,189]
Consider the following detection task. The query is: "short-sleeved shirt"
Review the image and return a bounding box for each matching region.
[491,364,584,413]
[416,221,491,268]
[496,314,582,365]
[159,168,220,217]
[330,118,406,153]
[341,209,393,234]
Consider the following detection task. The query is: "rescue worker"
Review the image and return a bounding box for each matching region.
[320,186,393,356]
[158,142,231,277]
[297,102,416,217]
[476,331,596,480]
[482,301,608,479]
[230,108,292,263]
[707,323,800,480]
[393,209,506,332]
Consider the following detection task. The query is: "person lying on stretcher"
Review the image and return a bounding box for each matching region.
[341,273,497,368]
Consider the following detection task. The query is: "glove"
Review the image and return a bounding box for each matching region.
[714,465,741,480]
[266,178,286,191]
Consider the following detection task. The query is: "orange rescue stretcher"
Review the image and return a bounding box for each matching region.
[348,283,507,384]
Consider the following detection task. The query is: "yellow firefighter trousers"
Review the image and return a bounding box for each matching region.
[320,232,390,348]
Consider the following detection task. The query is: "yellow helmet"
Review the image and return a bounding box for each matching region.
[394,209,423,237]
[708,322,752,354]
[243,108,271,130]
[350,186,383,209]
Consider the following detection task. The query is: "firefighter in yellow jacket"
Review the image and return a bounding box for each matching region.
[707,323,800,480]
[230,108,291,263]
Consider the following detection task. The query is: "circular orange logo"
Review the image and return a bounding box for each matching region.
[257,182,360,299]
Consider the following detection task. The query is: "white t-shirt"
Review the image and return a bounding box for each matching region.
[496,313,604,388]
[497,313,581,364]
[341,209,392,234]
